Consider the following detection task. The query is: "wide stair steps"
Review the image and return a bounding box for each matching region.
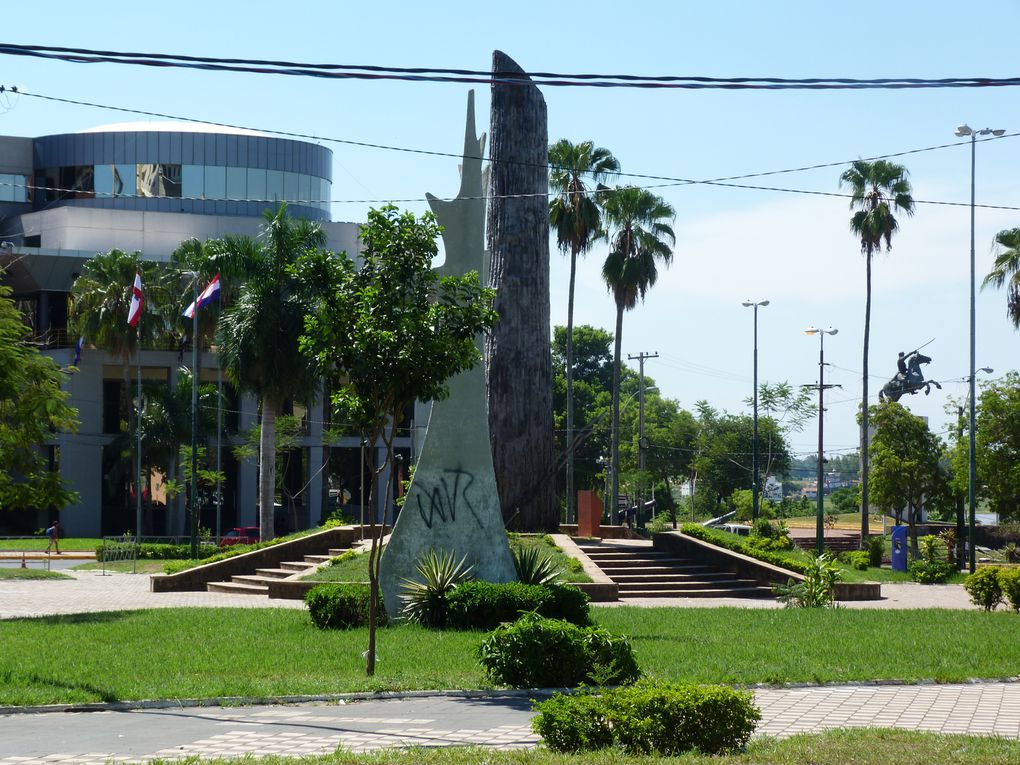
[791,535,862,555]
[205,548,346,595]
[578,543,775,600]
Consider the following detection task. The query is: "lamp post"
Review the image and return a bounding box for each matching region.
[955,123,1005,574]
[742,299,769,520]
[805,326,838,556]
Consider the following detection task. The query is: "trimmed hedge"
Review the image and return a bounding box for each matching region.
[533,682,760,755]
[477,613,639,688]
[680,523,809,574]
[305,584,385,630]
[96,542,220,562]
[446,581,591,630]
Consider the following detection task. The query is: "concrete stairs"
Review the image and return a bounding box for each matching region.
[790,535,861,555]
[578,542,775,599]
[206,548,347,595]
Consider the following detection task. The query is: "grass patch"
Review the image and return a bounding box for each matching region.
[0,538,99,552]
[0,568,72,580]
[3,607,1020,705]
[73,560,168,574]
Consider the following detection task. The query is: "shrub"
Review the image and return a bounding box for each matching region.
[398,549,474,628]
[477,613,639,688]
[964,567,1003,611]
[774,553,841,608]
[910,535,953,584]
[446,581,590,630]
[867,535,885,567]
[512,545,561,585]
[304,583,383,629]
[680,523,808,575]
[846,550,870,570]
[996,568,1020,612]
[532,683,760,755]
[96,542,219,562]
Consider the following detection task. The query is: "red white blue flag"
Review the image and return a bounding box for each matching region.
[127,272,143,327]
[72,335,85,368]
[183,273,222,319]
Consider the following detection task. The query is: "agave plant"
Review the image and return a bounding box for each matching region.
[398,549,474,628]
[513,545,562,585]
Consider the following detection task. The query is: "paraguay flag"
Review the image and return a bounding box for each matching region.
[183,273,221,319]
[127,272,143,327]
[72,336,85,368]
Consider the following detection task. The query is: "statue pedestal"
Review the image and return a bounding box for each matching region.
[577,491,603,538]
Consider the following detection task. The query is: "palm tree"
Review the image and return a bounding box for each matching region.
[983,227,1020,327]
[214,205,325,541]
[839,159,915,545]
[548,139,620,524]
[601,186,676,520]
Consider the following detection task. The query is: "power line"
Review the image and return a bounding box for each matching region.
[4,43,1020,90]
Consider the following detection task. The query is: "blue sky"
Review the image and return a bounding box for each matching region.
[2,1,1018,457]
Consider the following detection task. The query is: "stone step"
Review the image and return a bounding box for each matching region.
[597,563,713,574]
[231,574,285,587]
[254,568,296,579]
[206,580,269,595]
[328,548,352,557]
[280,560,317,572]
[304,554,333,564]
[609,571,734,583]
[583,554,691,564]
[617,578,759,592]
[620,586,774,599]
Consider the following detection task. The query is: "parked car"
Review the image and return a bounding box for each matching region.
[220,526,260,547]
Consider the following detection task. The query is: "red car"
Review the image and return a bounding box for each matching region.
[220,526,260,547]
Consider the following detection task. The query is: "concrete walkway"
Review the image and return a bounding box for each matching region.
[1,684,1020,762]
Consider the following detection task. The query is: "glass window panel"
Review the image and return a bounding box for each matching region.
[136,163,159,197]
[298,174,311,206]
[161,164,182,198]
[226,167,246,200]
[205,166,226,200]
[283,171,299,203]
[94,165,114,198]
[19,174,30,203]
[321,178,331,212]
[182,165,204,198]
[0,173,12,202]
[267,169,283,201]
[247,168,266,201]
[113,164,132,196]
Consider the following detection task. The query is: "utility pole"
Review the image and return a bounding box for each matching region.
[804,327,839,557]
[628,351,658,525]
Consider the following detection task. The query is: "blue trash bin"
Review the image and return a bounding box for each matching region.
[891,525,908,572]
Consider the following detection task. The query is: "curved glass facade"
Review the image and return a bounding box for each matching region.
[33,130,332,220]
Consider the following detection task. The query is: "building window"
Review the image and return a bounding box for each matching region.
[136,163,182,198]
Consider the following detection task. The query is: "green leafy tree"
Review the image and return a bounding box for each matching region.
[601,186,676,518]
[982,227,1020,328]
[866,401,950,556]
[215,205,326,541]
[840,160,915,544]
[297,205,497,676]
[749,381,815,490]
[549,140,620,522]
[949,372,1020,522]
[0,275,79,510]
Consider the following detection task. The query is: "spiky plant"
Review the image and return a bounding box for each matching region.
[398,549,474,628]
[512,545,562,585]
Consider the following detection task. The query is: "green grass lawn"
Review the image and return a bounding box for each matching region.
[2,606,1019,706]
[0,569,72,580]
[0,538,99,552]
[72,560,168,574]
[120,730,1020,765]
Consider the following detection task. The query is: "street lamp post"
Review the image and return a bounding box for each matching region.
[742,299,769,520]
[955,123,1005,574]
[805,326,838,557]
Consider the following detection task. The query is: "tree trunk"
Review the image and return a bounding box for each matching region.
[485,50,556,532]
[259,397,278,541]
[565,246,577,525]
[860,254,872,547]
[610,300,624,525]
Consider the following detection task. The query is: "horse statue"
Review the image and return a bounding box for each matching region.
[879,351,942,403]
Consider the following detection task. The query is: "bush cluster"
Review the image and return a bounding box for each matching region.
[446,581,590,630]
[843,550,870,570]
[681,523,809,575]
[867,535,885,567]
[305,583,385,629]
[532,683,760,755]
[96,542,220,562]
[963,566,1020,612]
[477,612,639,688]
[909,535,954,584]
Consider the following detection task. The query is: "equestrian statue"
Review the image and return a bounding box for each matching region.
[880,347,942,403]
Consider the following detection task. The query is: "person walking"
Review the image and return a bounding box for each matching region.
[45,520,61,554]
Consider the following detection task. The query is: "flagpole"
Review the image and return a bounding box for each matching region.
[190,276,200,559]
[136,318,142,541]
[216,365,223,542]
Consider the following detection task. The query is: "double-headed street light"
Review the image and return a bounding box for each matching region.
[805,326,838,557]
[955,123,1005,574]
[742,299,769,520]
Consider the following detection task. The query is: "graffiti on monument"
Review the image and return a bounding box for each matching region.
[414,467,483,529]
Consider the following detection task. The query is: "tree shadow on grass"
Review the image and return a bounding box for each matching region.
[9,610,142,626]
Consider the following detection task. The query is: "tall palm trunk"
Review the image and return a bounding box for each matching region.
[610,299,625,523]
[259,397,279,541]
[860,254,872,546]
[565,244,578,524]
